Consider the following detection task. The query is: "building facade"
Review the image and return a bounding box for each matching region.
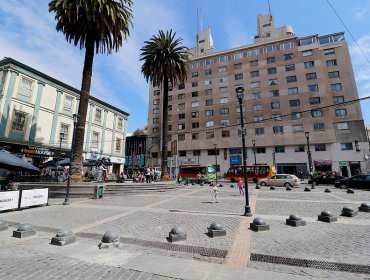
[0,58,128,174]
[124,134,146,177]
[147,14,369,178]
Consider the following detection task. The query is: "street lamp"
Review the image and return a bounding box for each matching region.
[214,144,218,184]
[236,86,252,217]
[63,113,79,205]
[252,139,257,185]
[56,132,64,182]
[305,131,314,189]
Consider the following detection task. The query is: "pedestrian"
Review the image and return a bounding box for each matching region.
[237,177,244,196]
[97,164,106,182]
[197,172,202,184]
[145,167,151,183]
[299,171,303,180]
[211,184,219,203]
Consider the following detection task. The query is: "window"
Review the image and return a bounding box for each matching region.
[268,79,278,86]
[250,60,258,67]
[253,127,264,135]
[335,108,347,117]
[234,63,242,70]
[178,123,185,130]
[192,82,198,88]
[309,97,321,105]
[152,127,159,133]
[219,66,227,72]
[192,111,199,118]
[222,130,230,138]
[256,147,266,154]
[206,132,214,139]
[295,145,305,152]
[252,92,262,100]
[333,96,344,104]
[220,97,229,104]
[178,134,185,141]
[153,98,160,105]
[311,109,323,118]
[95,108,102,123]
[331,83,342,91]
[64,95,73,112]
[289,99,300,107]
[153,90,160,96]
[271,102,280,109]
[281,42,295,49]
[178,151,186,157]
[204,69,212,76]
[263,45,276,53]
[168,96,172,101]
[284,53,293,60]
[250,71,259,77]
[291,112,302,120]
[235,73,243,80]
[292,124,303,133]
[306,72,317,80]
[218,55,228,63]
[204,80,212,85]
[253,104,262,111]
[205,89,213,95]
[115,138,121,152]
[168,125,172,131]
[192,122,199,129]
[324,48,335,55]
[191,91,199,97]
[328,71,340,79]
[285,64,295,72]
[220,87,228,94]
[341,143,353,150]
[272,114,282,121]
[205,58,213,65]
[248,49,259,57]
[275,145,285,153]
[18,77,33,98]
[178,113,185,120]
[251,81,261,88]
[219,76,228,83]
[233,52,243,60]
[270,90,279,97]
[192,133,199,140]
[336,122,349,130]
[273,126,284,134]
[178,103,185,110]
[191,72,198,78]
[267,57,275,64]
[254,116,263,123]
[313,123,325,131]
[152,118,159,124]
[302,50,313,57]
[304,61,315,69]
[153,108,160,114]
[220,108,229,115]
[315,144,326,151]
[288,87,298,95]
[267,68,277,75]
[326,59,337,67]
[191,101,199,108]
[286,76,297,83]
[178,83,185,90]
[307,84,319,92]
[92,132,99,148]
[205,110,213,117]
[221,119,229,126]
[117,118,123,130]
[193,150,200,157]
[206,99,213,106]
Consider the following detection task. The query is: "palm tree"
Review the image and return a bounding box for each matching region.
[140,30,189,179]
[49,0,133,178]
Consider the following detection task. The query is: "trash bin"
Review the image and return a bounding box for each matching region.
[98,185,104,198]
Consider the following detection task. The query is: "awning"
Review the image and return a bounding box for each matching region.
[314,160,332,166]
[339,162,349,167]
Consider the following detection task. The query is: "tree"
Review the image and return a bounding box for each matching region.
[49,0,133,178]
[140,30,189,179]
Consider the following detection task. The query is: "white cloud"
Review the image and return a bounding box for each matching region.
[223,18,251,49]
[354,6,369,20]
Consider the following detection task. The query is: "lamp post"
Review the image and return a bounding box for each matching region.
[236,86,252,217]
[214,144,218,184]
[305,131,314,188]
[63,114,79,205]
[56,132,64,182]
[252,139,257,185]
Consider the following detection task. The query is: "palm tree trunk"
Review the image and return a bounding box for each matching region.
[72,33,95,178]
[161,72,169,178]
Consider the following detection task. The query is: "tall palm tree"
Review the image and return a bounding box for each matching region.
[49,0,133,178]
[140,30,189,179]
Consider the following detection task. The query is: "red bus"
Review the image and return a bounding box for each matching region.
[225,165,275,182]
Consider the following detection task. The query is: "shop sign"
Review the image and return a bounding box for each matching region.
[20,146,55,158]
[230,156,241,165]
[0,191,20,212]
[339,162,349,167]
[20,188,48,208]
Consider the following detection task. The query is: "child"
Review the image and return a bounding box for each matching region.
[237,177,244,196]
[211,185,219,203]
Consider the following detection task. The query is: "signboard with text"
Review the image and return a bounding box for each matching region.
[0,191,20,212]
[20,188,48,208]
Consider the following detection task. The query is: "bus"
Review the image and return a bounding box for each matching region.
[178,165,217,183]
[225,165,276,182]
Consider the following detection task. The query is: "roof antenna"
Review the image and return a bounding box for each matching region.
[268,0,272,14]
[197,8,203,33]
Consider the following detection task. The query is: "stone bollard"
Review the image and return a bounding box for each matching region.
[13,224,36,238]
[168,225,187,242]
[51,229,76,246]
[347,188,355,194]
[318,210,337,223]
[98,230,120,249]
[286,214,306,227]
[207,222,226,237]
[324,188,331,193]
[311,185,316,189]
[304,187,311,192]
[0,220,8,231]
[359,202,370,212]
[341,206,358,217]
[270,186,275,190]
[219,184,223,188]
[230,184,235,188]
[286,186,292,191]
[250,217,270,232]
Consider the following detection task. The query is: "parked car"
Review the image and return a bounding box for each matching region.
[308,174,346,185]
[258,174,301,187]
[334,175,370,189]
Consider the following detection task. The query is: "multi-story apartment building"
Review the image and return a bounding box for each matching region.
[0,58,128,174]
[147,14,369,178]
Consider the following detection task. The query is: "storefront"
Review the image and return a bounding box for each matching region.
[314,160,332,174]
[339,161,361,177]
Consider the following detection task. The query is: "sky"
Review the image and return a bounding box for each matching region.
[0,0,370,134]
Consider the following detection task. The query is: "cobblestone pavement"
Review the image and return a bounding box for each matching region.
[0,182,369,279]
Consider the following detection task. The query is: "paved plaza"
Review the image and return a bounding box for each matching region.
[0,182,369,279]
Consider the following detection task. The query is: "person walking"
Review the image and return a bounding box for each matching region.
[211,184,219,203]
[237,177,244,196]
